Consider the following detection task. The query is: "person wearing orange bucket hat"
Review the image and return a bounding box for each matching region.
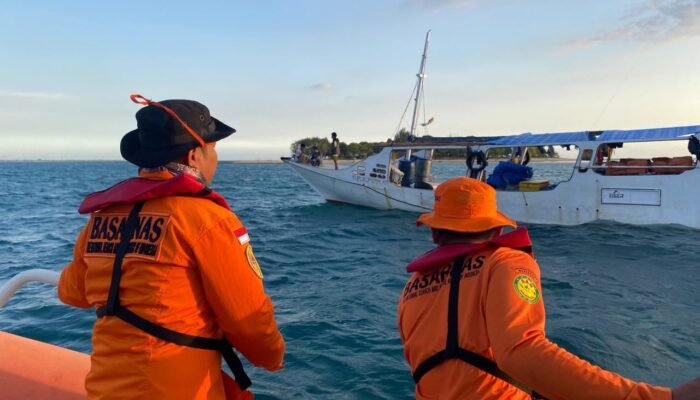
[58,95,285,400]
[398,177,700,400]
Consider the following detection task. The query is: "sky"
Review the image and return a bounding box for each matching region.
[2,0,700,160]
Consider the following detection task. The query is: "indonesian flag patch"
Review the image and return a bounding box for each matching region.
[234,227,250,245]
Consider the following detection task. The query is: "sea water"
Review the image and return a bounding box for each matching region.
[1,161,699,399]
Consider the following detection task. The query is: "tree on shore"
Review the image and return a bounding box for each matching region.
[290,137,331,157]
[290,137,382,159]
[290,135,558,160]
[394,128,410,143]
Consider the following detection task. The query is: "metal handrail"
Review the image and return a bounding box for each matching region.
[0,269,59,309]
[600,165,695,169]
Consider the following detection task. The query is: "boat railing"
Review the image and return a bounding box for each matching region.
[597,165,696,171]
[0,269,59,309]
[601,165,696,169]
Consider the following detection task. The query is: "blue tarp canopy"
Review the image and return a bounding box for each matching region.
[595,125,700,142]
[486,125,700,146]
[413,135,494,143]
[490,132,591,146]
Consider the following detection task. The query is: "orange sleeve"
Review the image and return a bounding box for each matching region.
[57,226,91,309]
[193,218,285,371]
[484,249,671,400]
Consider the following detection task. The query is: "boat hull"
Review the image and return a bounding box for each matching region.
[496,170,700,227]
[284,160,434,212]
[284,156,700,229]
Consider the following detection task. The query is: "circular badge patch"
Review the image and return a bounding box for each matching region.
[245,246,263,279]
[513,274,540,304]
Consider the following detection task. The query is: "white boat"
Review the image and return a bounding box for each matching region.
[284,126,700,228]
[283,32,700,229]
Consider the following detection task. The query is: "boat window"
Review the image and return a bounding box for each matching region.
[510,147,529,165]
[595,139,697,175]
[581,149,593,161]
[390,150,407,163]
[478,145,579,191]
[578,149,593,173]
[433,148,466,160]
[389,149,444,189]
[389,150,407,186]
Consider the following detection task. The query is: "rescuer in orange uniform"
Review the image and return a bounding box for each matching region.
[398,177,700,400]
[58,95,285,399]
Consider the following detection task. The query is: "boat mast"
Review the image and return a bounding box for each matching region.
[409,30,430,140]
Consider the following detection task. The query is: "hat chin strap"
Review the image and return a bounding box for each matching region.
[130,94,206,147]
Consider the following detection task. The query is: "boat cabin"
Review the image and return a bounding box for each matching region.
[466,126,700,192]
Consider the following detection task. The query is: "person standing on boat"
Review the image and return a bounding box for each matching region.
[294,142,303,161]
[294,142,307,163]
[58,95,285,400]
[398,177,700,400]
[330,131,340,170]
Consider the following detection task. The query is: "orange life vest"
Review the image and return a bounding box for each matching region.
[399,228,671,400]
[59,171,285,399]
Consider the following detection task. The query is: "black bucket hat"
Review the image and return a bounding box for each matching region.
[120,97,235,168]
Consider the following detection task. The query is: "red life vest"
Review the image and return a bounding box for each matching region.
[79,173,229,214]
[406,227,533,273]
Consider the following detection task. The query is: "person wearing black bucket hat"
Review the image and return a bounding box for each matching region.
[120,97,235,170]
[58,94,285,400]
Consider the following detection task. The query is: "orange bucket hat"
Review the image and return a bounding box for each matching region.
[417,177,516,232]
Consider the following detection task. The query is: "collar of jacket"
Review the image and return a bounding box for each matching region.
[78,170,230,214]
[405,227,533,273]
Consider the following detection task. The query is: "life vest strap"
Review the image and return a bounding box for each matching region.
[96,305,222,349]
[104,200,145,316]
[411,255,547,400]
[96,200,251,390]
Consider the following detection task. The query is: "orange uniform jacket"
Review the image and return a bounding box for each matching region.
[58,171,285,399]
[398,246,671,400]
